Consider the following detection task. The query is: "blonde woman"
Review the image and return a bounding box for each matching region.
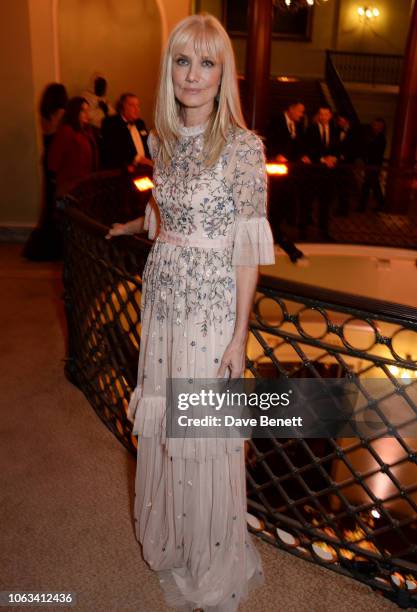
[106,13,275,611]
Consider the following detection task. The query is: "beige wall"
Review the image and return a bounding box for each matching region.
[27,0,60,152]
[197,0,411,77]
[194,0,222,17]
[337,0,411,54]
[58,0,163,127]
[271,2,337,78]
[58,0,192,126]
[196,0,339,77]
[162,0,192,40]
[0,0,191,225]
[0,1,40,224]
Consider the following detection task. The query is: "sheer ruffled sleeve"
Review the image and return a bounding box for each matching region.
[143,131,159,239]
[231,131,275,266]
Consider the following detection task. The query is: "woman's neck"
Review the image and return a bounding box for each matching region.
[181,104,213,128]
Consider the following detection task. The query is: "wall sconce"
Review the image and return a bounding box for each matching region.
[357,6,380,21]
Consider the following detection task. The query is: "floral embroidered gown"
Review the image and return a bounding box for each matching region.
[127,121,275,611]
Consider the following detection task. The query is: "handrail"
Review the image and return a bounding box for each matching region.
[327,49,403,86]
[329,50,403,61]
[59,196,417,327]
[325,51,359,123]
[258,274,417,327]
[57,176,417,609]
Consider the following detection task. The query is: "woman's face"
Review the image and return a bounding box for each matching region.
[172,40,222,116]
[79,102,90,126]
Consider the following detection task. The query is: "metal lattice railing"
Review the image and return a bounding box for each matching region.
[58,172,417,609]
[245,278,417,608]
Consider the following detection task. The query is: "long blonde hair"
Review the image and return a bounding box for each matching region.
[154,13,247,167]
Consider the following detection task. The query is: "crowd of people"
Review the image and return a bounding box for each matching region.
[23,77,387,263]
[266,101,387,243]
[23,75,152,260]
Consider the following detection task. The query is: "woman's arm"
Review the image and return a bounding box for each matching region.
[105,194,159,239]
[105,215,145,239]
[216,131,275,379]
[217,265,258,378]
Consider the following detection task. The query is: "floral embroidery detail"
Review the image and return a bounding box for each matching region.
[142,241,235,335]
[141,127,269,334]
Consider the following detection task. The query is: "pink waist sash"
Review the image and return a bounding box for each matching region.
[157,228,233,249]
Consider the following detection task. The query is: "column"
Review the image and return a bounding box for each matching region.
[244,0,273,131]
[386,0,417,213]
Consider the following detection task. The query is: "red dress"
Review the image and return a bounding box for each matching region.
[48,124,98,196]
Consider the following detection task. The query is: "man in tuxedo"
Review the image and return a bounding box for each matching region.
[358,118,387,211]
[267,101,308,261]
[336,114,359,165]
[267,100,306,162]
[304,105,339,164]
[300,105,339,240]
[334,113,360,216]
[101,93,152,171]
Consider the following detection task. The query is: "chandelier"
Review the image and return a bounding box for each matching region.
[272,0,329,11]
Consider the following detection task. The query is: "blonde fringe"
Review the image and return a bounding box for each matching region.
[153,13,247,168]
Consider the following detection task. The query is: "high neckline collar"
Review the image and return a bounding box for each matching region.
[178,120,209,137]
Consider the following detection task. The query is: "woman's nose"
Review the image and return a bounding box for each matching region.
[186,62,200,82]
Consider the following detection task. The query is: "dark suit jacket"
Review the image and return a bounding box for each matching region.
[360,127,386,167]
[101,114,151,169]
[304,122,340,163]
[267,112,305,161]
[336,125,360,164]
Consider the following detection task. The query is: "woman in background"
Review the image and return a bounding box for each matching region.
[106,14,275,611]
[23,83,68,261]
[48,96,98,198]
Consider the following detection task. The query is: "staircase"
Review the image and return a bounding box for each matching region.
[268,78,327,120]
[239,76,327,131]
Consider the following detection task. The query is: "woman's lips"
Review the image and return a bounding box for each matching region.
[183,88,201,94]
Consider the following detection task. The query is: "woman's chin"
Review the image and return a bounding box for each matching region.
[179,98,204,108]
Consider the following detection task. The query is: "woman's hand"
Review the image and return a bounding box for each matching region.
[105,216,145,239]
[217,265,258,379]
[217,336,247,379]
[105,223,131,240]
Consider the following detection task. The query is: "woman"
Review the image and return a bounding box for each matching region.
[48,97,98,198]
[23,83,68,260]
[106,14,275,611]
[40,82,68,136]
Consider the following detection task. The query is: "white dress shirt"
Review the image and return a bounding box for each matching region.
[284,113,296,139]
[124,118,145,161]
[319,123,330,147]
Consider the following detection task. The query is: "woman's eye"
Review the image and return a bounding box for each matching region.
[176,58,188,66]
[202,60,214,67]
